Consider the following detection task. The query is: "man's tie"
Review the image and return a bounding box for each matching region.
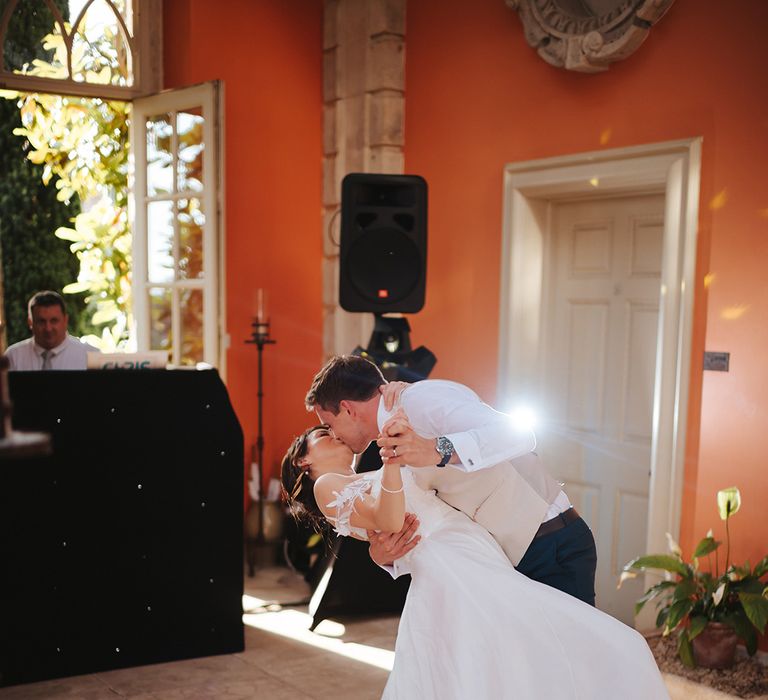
[41,350,52,370]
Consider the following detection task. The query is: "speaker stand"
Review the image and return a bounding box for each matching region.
[352,314,437,383]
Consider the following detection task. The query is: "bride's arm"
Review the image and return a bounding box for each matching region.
[314,463,405,533]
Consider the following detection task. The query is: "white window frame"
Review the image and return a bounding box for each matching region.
[0,0,162,99]
[130,81,224,370]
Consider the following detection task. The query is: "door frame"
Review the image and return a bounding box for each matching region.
[498,139,702,581]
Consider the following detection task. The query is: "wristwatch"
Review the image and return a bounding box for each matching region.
[435,436,454,467]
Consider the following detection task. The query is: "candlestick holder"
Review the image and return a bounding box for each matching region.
[245,317,277,574]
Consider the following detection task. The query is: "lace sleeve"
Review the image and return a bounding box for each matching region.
[325,478,373,537]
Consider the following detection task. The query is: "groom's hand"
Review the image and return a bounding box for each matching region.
[367,513,421,566]
[378,413,442,468]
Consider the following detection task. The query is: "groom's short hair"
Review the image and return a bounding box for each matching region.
[305,355,385,414]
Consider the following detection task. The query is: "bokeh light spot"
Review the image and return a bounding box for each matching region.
[720,304,749,321]
[709,189,727,211]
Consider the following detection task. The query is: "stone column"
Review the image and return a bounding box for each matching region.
[322,0,406,357]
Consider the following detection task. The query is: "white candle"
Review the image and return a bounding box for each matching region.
[255,288,268,323]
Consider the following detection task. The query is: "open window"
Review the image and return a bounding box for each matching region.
[130,82,223,369]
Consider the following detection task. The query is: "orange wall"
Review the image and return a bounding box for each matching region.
[163,0,324,494]
[403,0,768,574]
[161,0,768,587]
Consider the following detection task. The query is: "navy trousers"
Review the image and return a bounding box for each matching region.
[515,515,597,606]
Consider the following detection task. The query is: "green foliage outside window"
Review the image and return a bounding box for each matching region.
[2,12,131,349]
[0,0,86,346]
[0,97,86,345]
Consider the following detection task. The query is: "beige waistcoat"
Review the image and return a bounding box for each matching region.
[409,452,562,566]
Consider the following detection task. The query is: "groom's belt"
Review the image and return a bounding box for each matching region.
[533,507,580,539]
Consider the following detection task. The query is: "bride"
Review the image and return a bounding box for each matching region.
[282,425,670,699]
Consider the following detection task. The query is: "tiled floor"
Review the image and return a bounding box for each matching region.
[4,567,750,699]
[0,567,397,699]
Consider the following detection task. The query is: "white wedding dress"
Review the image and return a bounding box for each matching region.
[328,469,670,700]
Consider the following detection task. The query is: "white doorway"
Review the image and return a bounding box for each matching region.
[498,140,701,626]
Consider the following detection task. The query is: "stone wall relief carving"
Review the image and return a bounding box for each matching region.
[506,0,675,73]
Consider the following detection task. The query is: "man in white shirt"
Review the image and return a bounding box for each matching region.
[5,291,99,371]
[305,354,597,606]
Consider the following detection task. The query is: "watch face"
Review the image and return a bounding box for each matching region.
[436,436,454,458]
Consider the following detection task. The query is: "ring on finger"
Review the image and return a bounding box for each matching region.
[393,446,398,457]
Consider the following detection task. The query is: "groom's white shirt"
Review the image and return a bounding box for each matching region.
[374,380,570,577]
[377,380,536,471]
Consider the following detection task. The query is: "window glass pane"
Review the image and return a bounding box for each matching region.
[3,0,67,77]
[149,287,172,352]
[70,0,132,86]
[180,288,204,366]
[177,108,204,193]
[146,113,173,196]
[147,200,174,283]
[69,0,130,23]
[177,197,204,280]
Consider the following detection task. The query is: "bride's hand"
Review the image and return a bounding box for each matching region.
[381,408,408,437]
[367,513,421,566]
[378,413,442,468]
[379,381,409,411]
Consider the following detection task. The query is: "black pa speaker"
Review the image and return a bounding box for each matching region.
[339,173,427,313]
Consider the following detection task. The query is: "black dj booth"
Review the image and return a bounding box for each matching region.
[0,369,244,687]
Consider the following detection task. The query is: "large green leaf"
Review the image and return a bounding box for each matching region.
[693,536,721,558]
[625,554,690,577]
[677,630,695,668]
[634,581,676,616]
[722,611,758,656]
[734,577,766,595]
[744,627,758,657]
[672,578,697,602]
[665,598,694,631]
[656,605,671,629]
[738,592,768,633]
[688,615,708,641]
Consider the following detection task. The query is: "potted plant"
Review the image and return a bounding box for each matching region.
[620,487,768,668]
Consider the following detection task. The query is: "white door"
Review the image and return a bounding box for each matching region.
[539,194,664,623]
[131,82,223,368]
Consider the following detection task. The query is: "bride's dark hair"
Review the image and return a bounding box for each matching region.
[280,426,328,532]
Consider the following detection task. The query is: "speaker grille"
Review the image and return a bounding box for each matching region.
[345,228,421,307]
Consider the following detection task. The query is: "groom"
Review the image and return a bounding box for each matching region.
[305,354,598,605]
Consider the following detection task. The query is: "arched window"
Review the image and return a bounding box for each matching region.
[0,0,161,99]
